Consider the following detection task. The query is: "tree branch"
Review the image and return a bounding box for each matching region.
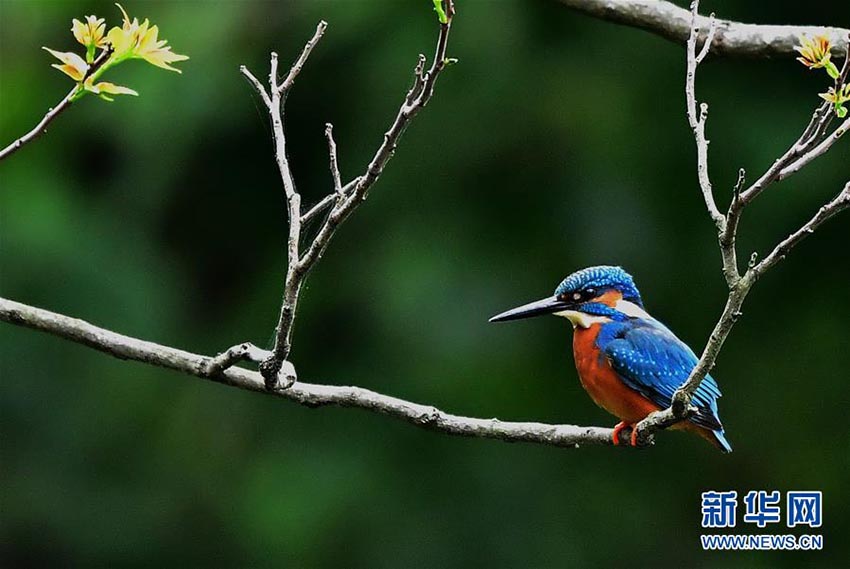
[0,87,78,162]
[0,46,115,162]
[297,19,454,271]
[240,4,456,390]
[556,0,849,58]
[0,296,619,450]
[636,181,849,438]
[279,21,328,93]
[777,116,850,180]
[240,22,328,389]
[685,6,724,232]
[201,341,269,376]
[753,181,850,277]
[239,65,271,108]
[300,179,359,225]
[324,122,343,194]
[633,1,850,446]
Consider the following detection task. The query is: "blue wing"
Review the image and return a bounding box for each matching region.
[598,320,725,432]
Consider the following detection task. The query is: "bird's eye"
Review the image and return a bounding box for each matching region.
[585,287,597,298]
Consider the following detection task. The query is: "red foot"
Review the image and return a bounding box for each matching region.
[630,427,639,447]
[611,421,630,446]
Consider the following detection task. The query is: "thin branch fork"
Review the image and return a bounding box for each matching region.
[239,20,329,389]
[0,296,619,450]
[685,7,723,232]
[633,1,850,446]
[293,28,455,275]
[240,3,456,391]
[716,38,850,289]
[752,181,850,277]
[737,41,850,206]
[300,178,359,225]
[776,116,850,180]
[637,180,850,439]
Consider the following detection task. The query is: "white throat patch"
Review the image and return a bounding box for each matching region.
[554,300,650,329]
[554,310,610,329]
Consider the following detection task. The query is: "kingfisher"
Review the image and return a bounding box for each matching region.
[490,265,732,452]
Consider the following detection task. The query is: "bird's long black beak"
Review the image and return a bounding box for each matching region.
[489,296,573,323]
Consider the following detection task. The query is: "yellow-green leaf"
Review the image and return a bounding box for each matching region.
[91,81,138,96]
[43,47,88,81]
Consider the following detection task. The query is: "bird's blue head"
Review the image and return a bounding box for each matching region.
[553,265,643,307]
[490,265,646,327]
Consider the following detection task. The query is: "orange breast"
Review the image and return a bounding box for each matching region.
[572,324,661,423]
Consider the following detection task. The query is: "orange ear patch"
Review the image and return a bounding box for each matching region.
[594,290,623,307]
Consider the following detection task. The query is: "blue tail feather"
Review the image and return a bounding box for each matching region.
[713,430,733,453]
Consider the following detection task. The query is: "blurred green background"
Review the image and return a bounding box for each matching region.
[1,0,848,566]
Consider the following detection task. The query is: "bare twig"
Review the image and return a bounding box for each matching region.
[239,65,271,108]
[280,21,328,93]
[695,12,716,64]
[296,11,454,274]
[0,296,619,450]
[0,87,78,162]
[718,167,747,284]
[685,4,723,232]
[777,117,850,180]
[300,179,359,225]
[556,0,848,58]
[325,123,343,194]
[753,182,850,277]
[738,105,845,206]
[798,102,832,146]
[299,124,346,224]
[201,342,270,376]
